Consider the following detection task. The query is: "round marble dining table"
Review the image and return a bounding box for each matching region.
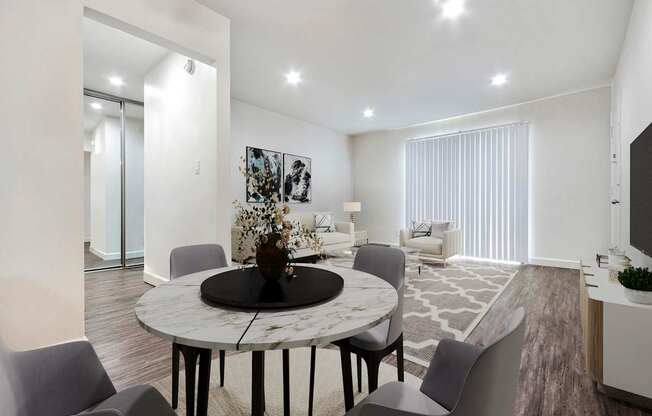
[135,263,398,416]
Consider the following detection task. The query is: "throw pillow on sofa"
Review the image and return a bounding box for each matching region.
[412,221,432,237]
[314,212,335,232]
[430,221,451,239]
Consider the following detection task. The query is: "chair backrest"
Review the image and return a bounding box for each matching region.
[170,244,228,279]
[0,339,116,416]
[353,245,406,345]
[0,339,17,416]
[448,307,526,416]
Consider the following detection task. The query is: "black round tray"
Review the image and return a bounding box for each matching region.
[200,266,344,310]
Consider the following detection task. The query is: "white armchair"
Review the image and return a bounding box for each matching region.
[400,221,463,265]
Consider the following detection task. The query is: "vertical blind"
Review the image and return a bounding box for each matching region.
[405,123,529,262]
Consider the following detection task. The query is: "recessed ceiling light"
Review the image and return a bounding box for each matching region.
[108,76,124,86]
[441,0,465,20]
[90,102,103,110]
[363,108,375,118]
[285,70,302,86]
[491,73,508,86]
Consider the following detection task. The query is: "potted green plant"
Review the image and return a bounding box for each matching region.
[617,266,652,305]
[234,158,322,281]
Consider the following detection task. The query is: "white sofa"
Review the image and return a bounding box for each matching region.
[400,220,463,265]
[231,212,354,262]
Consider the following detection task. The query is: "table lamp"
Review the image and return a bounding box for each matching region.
[343,202,362,224]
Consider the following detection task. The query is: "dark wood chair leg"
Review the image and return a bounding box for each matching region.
[283,349,290,416]
[172,343,180,409]
[251,351,265,416]
[219,349,225,387]
[308,346,316,416]
[364,354,380,394]
[197,348,212,416]
[337,342,355,411]
[397,335,405,382]
[179,345,200,416]
[356,354,362,392]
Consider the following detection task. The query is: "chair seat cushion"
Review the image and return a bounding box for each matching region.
[346,382,449,416]
[84,385,175,416]
[350,320,390,351]
[318,231,350,246]
[405,237,443,255]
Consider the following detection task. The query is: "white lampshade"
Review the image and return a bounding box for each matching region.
[343,202,361,212]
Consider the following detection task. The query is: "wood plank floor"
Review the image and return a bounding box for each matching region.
[85,265,651,415]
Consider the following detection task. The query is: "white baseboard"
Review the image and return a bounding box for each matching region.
[528,257,580,270]
[88,246,144,261]
[143,269,169,287]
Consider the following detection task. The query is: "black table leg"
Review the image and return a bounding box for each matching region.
[197,348,212,416]
[356,354,362,392]
[219,349,226,387]
[172,343,180,409]
[308,346,316,416]
[338,341,355,411]
[283,349,290,416]
[251,351,266,416]
[177,345,212,416]
[179,345,199,416]
[397,334,405,382]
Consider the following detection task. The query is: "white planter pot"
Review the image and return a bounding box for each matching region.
[623,287,652,305]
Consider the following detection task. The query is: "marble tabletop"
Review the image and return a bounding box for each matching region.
[135,264,398,351]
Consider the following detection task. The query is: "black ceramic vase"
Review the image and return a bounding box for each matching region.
[256,233,289,281]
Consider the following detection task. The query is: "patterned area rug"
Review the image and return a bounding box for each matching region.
[322,256,519,367]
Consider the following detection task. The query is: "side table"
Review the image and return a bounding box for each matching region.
[353,230,368,247]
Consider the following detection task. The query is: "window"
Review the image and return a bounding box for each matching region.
[405,123,529,262]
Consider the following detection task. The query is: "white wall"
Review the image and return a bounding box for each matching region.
[90,119,110,258]
[84,151,92,242]
[0,0,230,349]
[144,53,219,282]
[0,0,84,349]
[89,117,144,260]
[352,87,611,268]
[125,117,145,257]
[612,0,652,267]
[231,100,353,219]
[83,3,232,283]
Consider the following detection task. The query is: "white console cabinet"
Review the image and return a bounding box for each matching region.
[580,261,652,404]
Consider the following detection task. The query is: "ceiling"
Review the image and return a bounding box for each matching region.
[83,18,168,103]
[83,95,144,134]
[199,0,633,134]
[83,18,162,133]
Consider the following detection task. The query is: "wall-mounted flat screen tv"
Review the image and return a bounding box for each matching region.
[630,122,652,256]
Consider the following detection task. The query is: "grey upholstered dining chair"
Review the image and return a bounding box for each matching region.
[347,244,406,393]
[169,243,228,410]
[308,245,406,415]
[345,307,527,416]
[0,339,174,416]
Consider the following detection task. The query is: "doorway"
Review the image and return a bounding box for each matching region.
[81,11,220,277]
[83,90,144,271]
[82,15,168,272]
